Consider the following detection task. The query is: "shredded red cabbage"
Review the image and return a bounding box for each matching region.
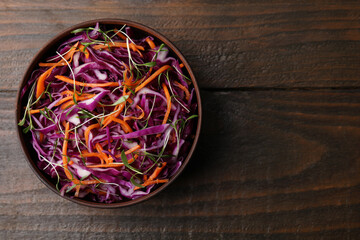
[19,23,198,203]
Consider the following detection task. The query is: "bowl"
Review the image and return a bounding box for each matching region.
[15,19,202,208]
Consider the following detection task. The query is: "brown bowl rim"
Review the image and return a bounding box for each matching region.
[15,18,202,208]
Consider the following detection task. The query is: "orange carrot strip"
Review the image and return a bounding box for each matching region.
[61,90,75,96]
[134,179,169,190]
[149,162,167,181]
[161,83,171,125]
[95,143,108,164]
[90,154,138,168]
[85,123,100,147]
[135,65,172,93]
[114,28,127,40]
[29,109,43,114]
[102,89,129,127]
[68,160,74,165]
[35,65,56,99]
[60,90,91,96]
[39,132,44,142]
[123,105,145,121]
[62,122,78,183]
[57,95,76,107]
[62,124,103,191]
[36,42,79,99]
[39,62,67,67]
[174,81,190,101]
[109,116,133,133]
[55,75,119,88]
[145,38,156,49]
[63,42,80,60]
[134,162,167,190]
[123,145,141,156]
[74,185,81,197]
[29,93,95,113]
[86,163,124,168]
[156,83,171,137]
[60,100,74,110]
[80,179,103,185]
[179,63,184,68]
[92,42,144,51]
[59,94,96,110]
[81,152,103,158]
[78,44,90,59]
[123,69,139,87]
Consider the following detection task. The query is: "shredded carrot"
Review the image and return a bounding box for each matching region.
[174,81,190,101]
[78,44,90,58]
[114,28,127,40]
[86,163,124,168]
[122,145,141,156]
[29,109,43,114]
[57,95,77,107]
[59,94,96,110]
[161,83,171,125]
[88,154,139,168]
[55,75,119,88]
[28,93,95,114]
[108,116,133,133]
[102,90,129,128]
[81,179,103,185]
[135,65,172,93]
[81,152,103,158]
[134,162,168,190]
[123,69,138,87]
[35,65,56,99]
[149,162,167,181]
[92,42,144,52]
[123,105,145,121]
[60,100,75,110]
[134,179,169,190]
[39,132,44,142]
[63,42,80,60]
[62,122,77,182]
[84,123,100,147]
[145,37,156,49]
[61,90,75,96]
[155,83,171,137]
[179,63,184,68]
[68,160,74,165]
[36,42,79,99]
[95,143,108,164]
[60,90,90,96]
[108,149,140,163]
[61,122,103,193]
[74,185,81,197]
[39,62,67,67]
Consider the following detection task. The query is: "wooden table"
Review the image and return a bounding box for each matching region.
[1,1,360,239]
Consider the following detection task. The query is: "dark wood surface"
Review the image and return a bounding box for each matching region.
[1,0,360,239]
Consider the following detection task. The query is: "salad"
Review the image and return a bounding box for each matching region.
[18,23,198,203]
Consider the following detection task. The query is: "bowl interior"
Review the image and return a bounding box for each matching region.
[16,19,202,208]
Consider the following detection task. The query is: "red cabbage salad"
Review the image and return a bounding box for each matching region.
[18,23,198,203]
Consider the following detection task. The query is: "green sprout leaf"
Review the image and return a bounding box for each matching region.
[121,150,142,175]
[130,175,145,188]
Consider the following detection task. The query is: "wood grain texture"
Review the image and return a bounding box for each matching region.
[0,0,360,89]
[1,90,360,239]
